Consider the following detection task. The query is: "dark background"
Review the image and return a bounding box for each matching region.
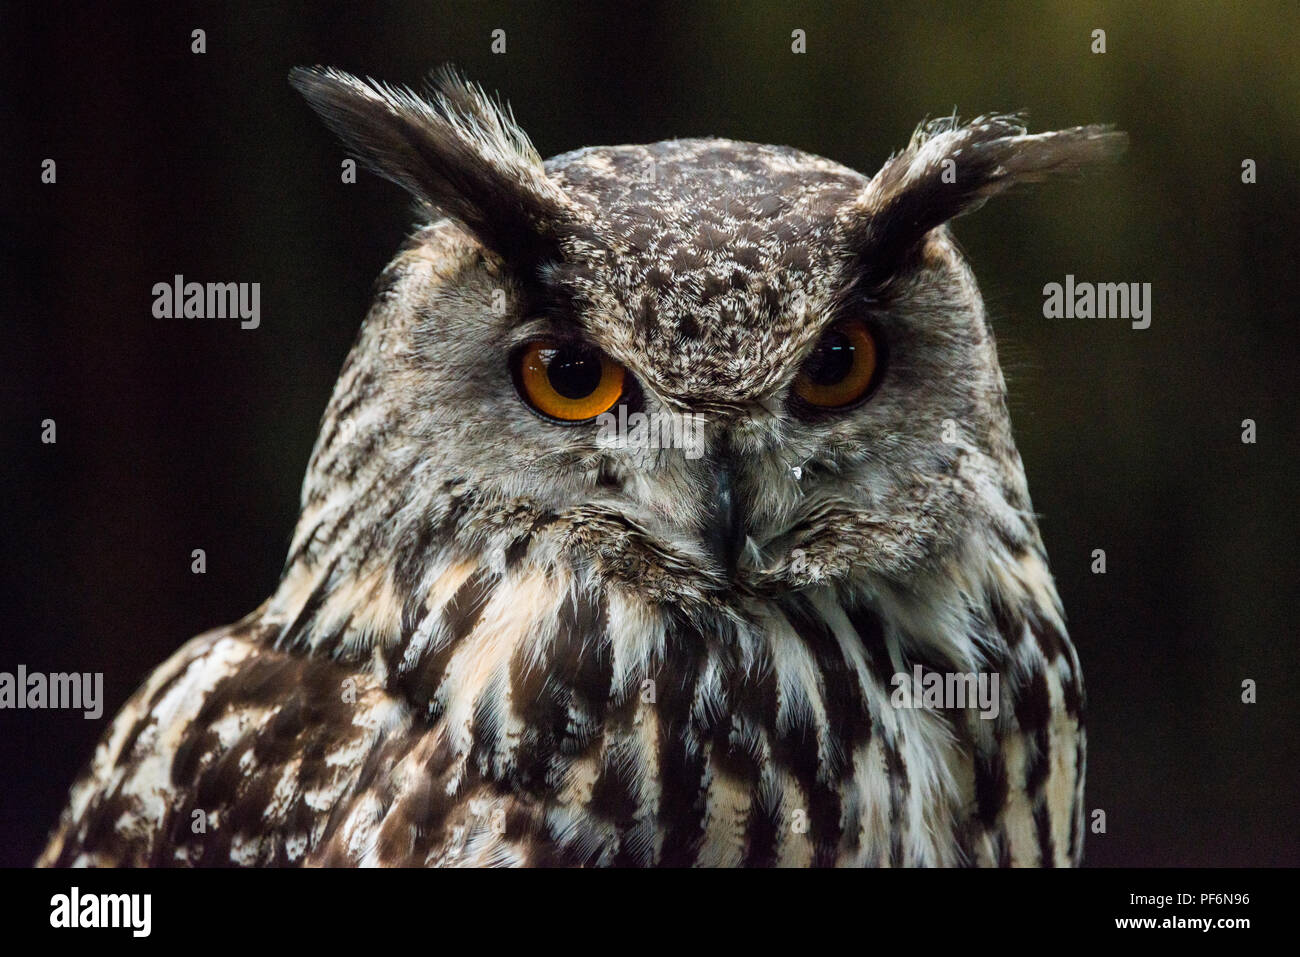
[2,1,1296,867]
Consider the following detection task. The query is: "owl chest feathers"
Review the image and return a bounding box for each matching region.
[42,523,1082,867]
[260,528,1079,866]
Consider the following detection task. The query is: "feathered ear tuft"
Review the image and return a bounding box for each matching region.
[289,65,569,264]
[844,115,1128,288]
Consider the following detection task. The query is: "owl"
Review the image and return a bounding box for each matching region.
[39,66,1123,867]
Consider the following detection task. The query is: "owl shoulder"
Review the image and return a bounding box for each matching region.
[38,620,412,866]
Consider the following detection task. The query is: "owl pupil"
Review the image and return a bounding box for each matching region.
[805,332,854,386]
[546,347,604,399]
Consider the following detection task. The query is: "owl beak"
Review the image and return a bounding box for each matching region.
[703,455,747,581]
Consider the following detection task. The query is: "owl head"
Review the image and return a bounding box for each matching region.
[286,67,1124,612]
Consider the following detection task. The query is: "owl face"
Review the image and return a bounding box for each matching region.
[290,67,1124,598]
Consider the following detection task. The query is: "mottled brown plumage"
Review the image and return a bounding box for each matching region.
[39,67,1122,867]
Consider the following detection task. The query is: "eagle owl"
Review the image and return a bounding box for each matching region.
[40,67,1123,867]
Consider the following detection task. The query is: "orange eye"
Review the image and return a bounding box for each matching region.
[513,340,627,422]
[792,320,880,410]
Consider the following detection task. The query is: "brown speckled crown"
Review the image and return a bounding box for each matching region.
[546,140,866,405]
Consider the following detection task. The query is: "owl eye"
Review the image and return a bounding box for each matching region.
[791,319,880,410]
[513,340,627,423]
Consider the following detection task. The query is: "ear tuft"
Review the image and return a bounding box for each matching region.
[289,65,569,264]
[844,114,1128,286]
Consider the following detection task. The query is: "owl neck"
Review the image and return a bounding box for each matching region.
[259,482,1068,725]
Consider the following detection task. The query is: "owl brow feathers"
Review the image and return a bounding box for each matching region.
[842,115,1128,291]
[289,65,575,268]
